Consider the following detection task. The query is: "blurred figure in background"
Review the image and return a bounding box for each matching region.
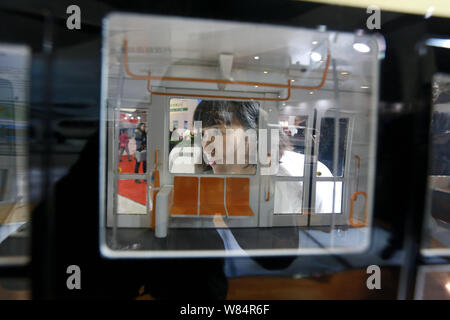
[119,129,131,162]
[134,123,147,183]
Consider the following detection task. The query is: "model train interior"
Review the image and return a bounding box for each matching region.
[100,14,380,256]
[0,0,449,301]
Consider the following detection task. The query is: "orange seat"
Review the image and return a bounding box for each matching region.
[170,176,198,215]
[200,177,226,216]
[226,178,254,217]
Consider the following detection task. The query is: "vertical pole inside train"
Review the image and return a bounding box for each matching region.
[307,110,317,226]
[331,59,340,244]
[111,43,126,249]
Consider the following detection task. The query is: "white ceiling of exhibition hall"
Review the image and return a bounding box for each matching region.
[104,13,379,99]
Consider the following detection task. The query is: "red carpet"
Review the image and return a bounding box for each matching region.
[118,155,147,205]
[118,155,145,174]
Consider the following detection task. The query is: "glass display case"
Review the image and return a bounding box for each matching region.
[100,13,381,257]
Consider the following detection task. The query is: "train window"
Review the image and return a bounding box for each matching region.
[168,98,259,175]
[100,13,381,257]
[315,181,343,214]
[0,43,30,265]
[274,181,304,214]
[422,73,450,256]
[169,98,198,174]
[317,117,349,177]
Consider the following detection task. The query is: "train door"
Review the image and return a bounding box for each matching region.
[105,44,153,231]
[106,105,151,229]
[308,109,354,226]
[266,105,313,227]
[268,107,356,227]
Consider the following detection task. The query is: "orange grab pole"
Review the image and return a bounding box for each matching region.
[349,191,368,228]
[123,39,331,100]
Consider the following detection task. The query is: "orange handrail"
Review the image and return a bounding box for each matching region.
[349,191,368,228]
[123,39,331,100]
[147,72,292,101]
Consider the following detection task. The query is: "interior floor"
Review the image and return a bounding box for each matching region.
[106,225,403,278]
[107,225,368,251]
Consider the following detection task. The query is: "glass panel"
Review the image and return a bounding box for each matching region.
[169,98,258,175]
[315,181,343,214]
[0,44,30,265]
[278,115,308,177]
[317,118,349,177]
[422,73,450,254]
[117,179,147,214]
[101,13,379,257]
[415,266,450,300]
[118,109,147,174]
[274,181,303,214]
[169,98,198,174]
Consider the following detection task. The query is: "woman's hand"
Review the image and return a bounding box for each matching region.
[213,214,227,228]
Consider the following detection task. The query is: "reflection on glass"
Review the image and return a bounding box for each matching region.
[0,44,30,265]
[274,181,303,214]
[415,266,450,300]
[169,99,258,175]
[315,181,343,214]
[423,73,450,253]
[101,13,379,257]
[117,179,147,214]
[278,115,307,177]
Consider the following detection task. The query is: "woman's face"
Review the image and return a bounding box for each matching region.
[202,120,256,175]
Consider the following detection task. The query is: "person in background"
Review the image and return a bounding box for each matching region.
[119,129,131,162]
[134,123,147,183]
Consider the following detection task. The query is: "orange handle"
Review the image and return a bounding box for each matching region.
[265,190,270,202]
[354,155,361,169]
[349,191,368,228]
[265,153,271,201]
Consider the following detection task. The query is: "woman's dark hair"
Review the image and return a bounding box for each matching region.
[191,100,292,172]
[192,100,258,172]
[193,100,259,130]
